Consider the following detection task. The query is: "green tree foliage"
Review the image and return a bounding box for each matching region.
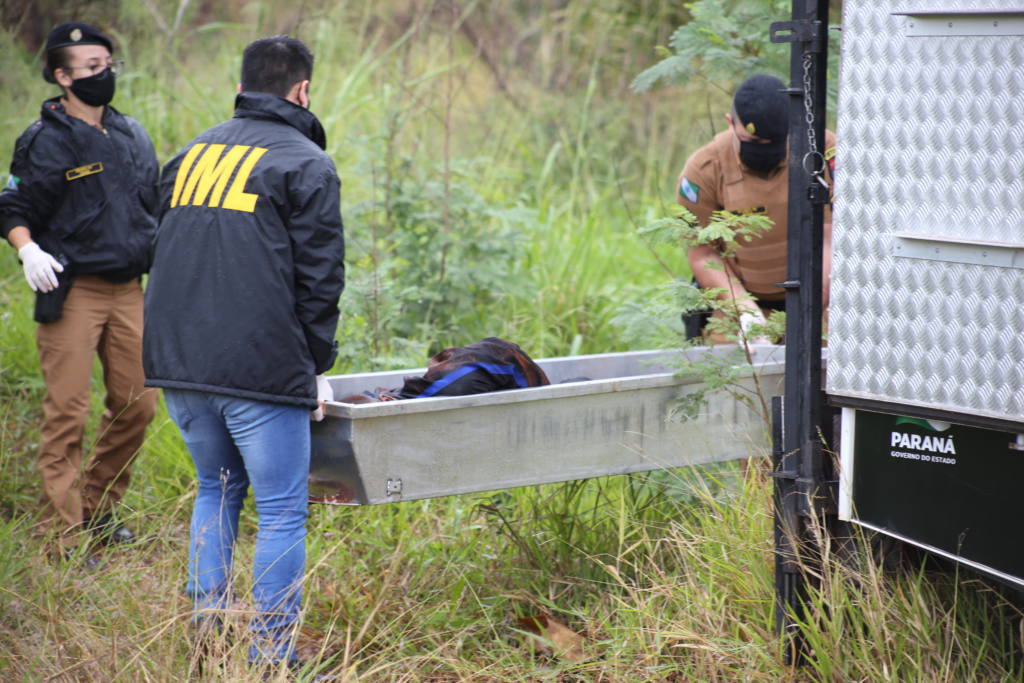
[631,0,841,118]
[631,0,791,94]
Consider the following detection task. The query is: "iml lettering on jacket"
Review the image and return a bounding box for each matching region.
[170,143,268,212]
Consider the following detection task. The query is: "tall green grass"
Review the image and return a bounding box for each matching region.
[2,2,1023,680]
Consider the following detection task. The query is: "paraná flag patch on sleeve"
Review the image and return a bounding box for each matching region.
[679,177,699,203]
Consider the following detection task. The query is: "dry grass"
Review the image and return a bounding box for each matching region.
[2,2,1024,680]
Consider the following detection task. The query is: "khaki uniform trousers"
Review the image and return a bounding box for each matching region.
[35,275,157,548]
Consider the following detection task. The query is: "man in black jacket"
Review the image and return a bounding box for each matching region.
[0,22,159,557]
[143,36,345,666]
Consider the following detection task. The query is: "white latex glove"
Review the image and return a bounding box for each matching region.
[738,308,772,347]
[18,242,64,293]
[311,374,334,422]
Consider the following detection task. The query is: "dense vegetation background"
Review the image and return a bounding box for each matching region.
[2,1,1023,680]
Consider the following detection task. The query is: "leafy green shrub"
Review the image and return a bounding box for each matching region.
[614,208,783,422]
[336,133,534,369]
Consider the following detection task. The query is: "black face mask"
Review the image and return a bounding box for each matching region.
[69,68,116,107]
[739,139,786,173]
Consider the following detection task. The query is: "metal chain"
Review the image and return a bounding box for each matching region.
[801,51,828,185]
[802,52,817,156]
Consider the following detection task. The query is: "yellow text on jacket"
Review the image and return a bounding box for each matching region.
[170,143,268,212]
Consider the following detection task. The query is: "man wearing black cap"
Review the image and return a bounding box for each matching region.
[677,74,835,343]
[0,22,159,558]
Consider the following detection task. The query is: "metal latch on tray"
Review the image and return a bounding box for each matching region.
[385,478,403,497]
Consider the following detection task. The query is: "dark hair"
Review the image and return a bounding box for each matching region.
[240,36,313,97]
[43,46,73,84]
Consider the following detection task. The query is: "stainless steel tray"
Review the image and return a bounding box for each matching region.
[310,346,784,504]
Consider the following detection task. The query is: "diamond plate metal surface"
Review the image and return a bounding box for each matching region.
[827,0,1024,422]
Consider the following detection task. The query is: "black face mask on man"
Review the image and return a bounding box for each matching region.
[69,67,116,107]
[739,139,786,173]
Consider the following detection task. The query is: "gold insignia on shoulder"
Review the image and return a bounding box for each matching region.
[745,122,756,135]
[728,206,767,217]
[70,28,82,42]
[65,162,104,181]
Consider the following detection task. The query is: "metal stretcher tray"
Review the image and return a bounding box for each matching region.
[310,346,785,505]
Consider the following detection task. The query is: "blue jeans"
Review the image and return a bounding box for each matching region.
[164,389,310,663]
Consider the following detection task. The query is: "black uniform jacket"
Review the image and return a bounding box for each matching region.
[0,98,159,280]
[143,92,345,408]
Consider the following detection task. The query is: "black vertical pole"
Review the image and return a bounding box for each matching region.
[770,0,829,665]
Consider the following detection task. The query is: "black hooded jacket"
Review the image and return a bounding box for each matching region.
[143,92,345,407]
[0,98,159,281]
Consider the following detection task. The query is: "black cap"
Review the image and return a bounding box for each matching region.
[45,22,114,54]
[732,74,787,141]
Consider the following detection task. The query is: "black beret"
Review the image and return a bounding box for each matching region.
[733,74,787,141]
[45,22,114,54]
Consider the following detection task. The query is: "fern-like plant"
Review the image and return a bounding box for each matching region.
[631,0,791,94]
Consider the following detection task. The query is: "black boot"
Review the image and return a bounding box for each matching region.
[84,513,136,545]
